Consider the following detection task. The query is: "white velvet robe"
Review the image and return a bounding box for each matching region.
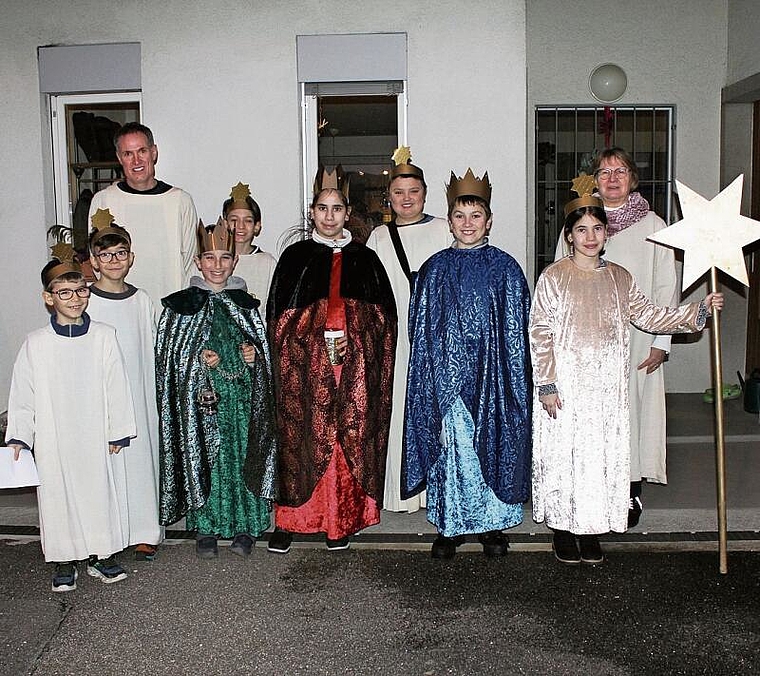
[89,184,198,305]
[530,258,704,534]
[366,217,451,512]
[87,288,162,546]
[6,322,136,561]
[555,211,678,483]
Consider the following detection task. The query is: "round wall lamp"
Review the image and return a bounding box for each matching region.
[588,63,628,103]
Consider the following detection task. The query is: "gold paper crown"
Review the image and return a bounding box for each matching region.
[90,208,131,247]
[446,168,492,206]
[390,146,424,181]
[313,164,350,201]
[563,174,603,217]
[43,256,82,288]
[228,181,253,212]
[197,218,235,254]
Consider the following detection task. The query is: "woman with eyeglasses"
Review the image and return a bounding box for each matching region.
[558,147,677,529]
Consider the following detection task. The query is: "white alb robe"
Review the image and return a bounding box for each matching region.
[89,183,198,305]
[6,321,136,562]
[366,216,451,512]
[87,287,162,545]
[234,249,277,320]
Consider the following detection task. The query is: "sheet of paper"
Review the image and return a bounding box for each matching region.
[0,446,41,488]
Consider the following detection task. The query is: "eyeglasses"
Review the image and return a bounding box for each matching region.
[49,287,91,300]
[95,249,130,262]
[595,167,631,181]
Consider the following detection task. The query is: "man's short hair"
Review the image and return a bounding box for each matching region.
[114,122,155,150]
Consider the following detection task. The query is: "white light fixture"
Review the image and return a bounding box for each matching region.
[588,63,627,103]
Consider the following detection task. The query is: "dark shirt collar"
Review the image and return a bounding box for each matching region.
[117,180,172,195]
[50,312,91,337]
[89,283,139,300]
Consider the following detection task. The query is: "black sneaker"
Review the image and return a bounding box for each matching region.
[478,530,509,557]
[325,535,350,551]
[195,535,219,559]
[86,556,127,583]
[229,533,254,557]
[52,562,78,592]
[552,530,581,565]
[431,534,465,560]
[267,528,293,554]
[578,535,604,564]
[628,496,643,528]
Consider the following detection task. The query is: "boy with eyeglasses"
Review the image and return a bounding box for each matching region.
[87,209,163,561]
[5,257,136,592]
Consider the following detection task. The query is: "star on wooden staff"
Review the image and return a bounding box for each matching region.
[647,175,760,290]
[647,174,760,575]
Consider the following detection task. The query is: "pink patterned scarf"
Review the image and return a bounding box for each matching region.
[604,192,650,236]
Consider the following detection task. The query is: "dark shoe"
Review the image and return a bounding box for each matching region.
[478,530,509,557]
[628,496,643,528]
[229,533,254,557]
[195,535,218,560]
[267,528,293,554]
[552,530,581,564]
[325,535,351,551]
[52,562,78,592]
[86,556,127,583]
[431,534,465,560]
[578,535,604,564]
[134,543,158,561]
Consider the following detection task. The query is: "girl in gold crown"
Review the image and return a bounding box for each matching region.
[223,182,277,314]
[266,175,396,553]
[531,197,723,565]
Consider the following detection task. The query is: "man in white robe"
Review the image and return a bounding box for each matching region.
[88,122,198,305]
[366,151,451,512]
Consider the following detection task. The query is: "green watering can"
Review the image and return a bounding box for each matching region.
[738,370,760,414]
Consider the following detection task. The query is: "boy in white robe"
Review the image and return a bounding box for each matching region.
[87,210,162,560]
[6,259,136,591]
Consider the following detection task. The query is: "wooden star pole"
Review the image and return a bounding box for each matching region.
[708,266,728,573]
[648,175,760,574]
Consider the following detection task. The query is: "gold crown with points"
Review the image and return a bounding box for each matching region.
[563,174,603,217]
[313,164,350,201]
[90,208,131,247]
[228,181,253,212]
[446,168,492,206]
[390,146,425,181]
[197,218,235,254]
[43,254,82,288]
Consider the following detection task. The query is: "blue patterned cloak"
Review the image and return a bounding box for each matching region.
[403,245,532,507]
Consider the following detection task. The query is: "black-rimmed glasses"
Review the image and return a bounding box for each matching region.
[95,249,130,262]
[49,287,91,300]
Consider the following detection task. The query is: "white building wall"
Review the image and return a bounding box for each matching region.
[727,0,760,85]
[0,0,527,403]
[526,0,731,393]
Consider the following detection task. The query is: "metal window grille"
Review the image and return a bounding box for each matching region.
[534,106,675,280]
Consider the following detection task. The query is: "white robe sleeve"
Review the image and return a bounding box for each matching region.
[178,193,199,288]
[103,330,137,443]
[6,339,36,448]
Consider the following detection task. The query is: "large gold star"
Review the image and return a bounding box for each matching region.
[647,175,760,289]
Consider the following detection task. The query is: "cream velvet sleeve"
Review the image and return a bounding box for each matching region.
[529,269,559,387]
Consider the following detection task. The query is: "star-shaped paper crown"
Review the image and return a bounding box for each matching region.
[90,207,131,249]
[197,218,235,254]
[43,247,82,288]
[446,168,492,206]
[563,173,603,217]
[227,181,253,212]
[390,146,424,181]
[313,164,350,201]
